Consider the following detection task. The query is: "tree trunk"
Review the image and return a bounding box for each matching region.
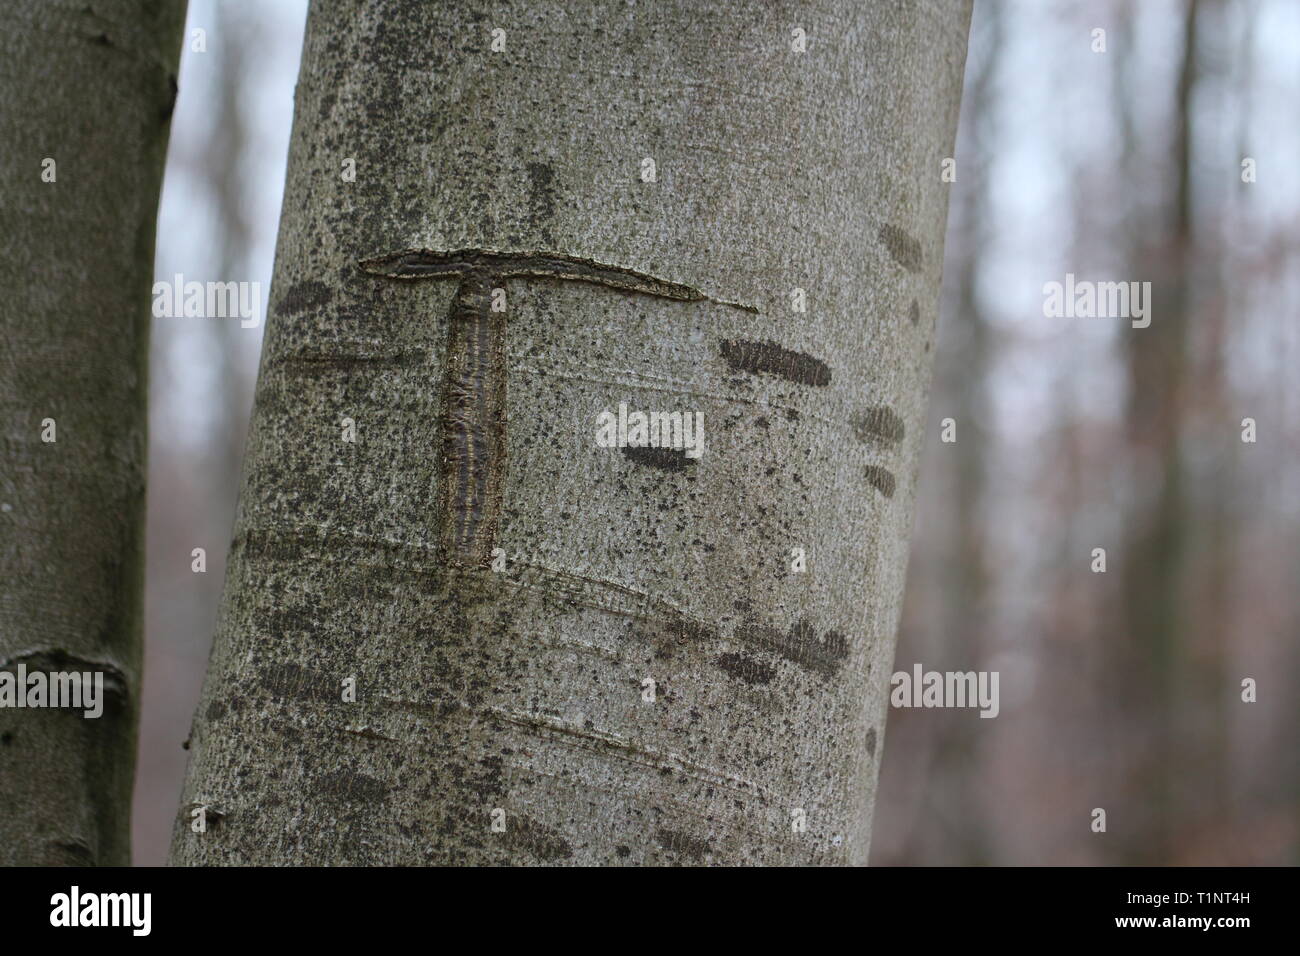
[1120,0,1199,864]
[0,0,185,865]
[172,0,970,866]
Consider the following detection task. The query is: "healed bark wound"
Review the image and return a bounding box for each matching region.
[441,272,505,565]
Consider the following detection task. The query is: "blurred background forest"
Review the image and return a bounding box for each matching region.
[137,0,1299,865]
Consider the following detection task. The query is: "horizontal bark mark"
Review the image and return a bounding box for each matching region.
[719,339,832,387]
[501,814,574,862]
[276,279,333,317]
[621,444,695,472]
[358,247,756,311]
[655,826,712,862]
[319,769,390,803]
[258,662,336,704]
[879,224,923,273]
[273,347,421,371]
[715,651,776,686]
[488,706,763,800]
[864,464,896,498]
[732,617,848,681]
[850,406,905,445]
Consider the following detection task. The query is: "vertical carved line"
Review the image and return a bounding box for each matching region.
[439,271,507,567]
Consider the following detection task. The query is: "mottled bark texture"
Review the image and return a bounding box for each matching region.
[173,0,970,865]
[0,0,185,864]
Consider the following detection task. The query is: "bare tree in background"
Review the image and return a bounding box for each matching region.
[879,0,1300,867]
[0,0,185,865]
[170,0,971,865]
[874,1,1000,866]
[135,0,266,865]
[1118,0,1199,864]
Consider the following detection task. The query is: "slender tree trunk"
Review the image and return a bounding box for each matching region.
[0,0,185,865]
[172,0,970,866]
[938,0,997,866]
[1120,0,1199,864]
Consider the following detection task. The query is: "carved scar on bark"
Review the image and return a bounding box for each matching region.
[358,248,755,568]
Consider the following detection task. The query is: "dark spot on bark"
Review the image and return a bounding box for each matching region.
[866,727,877,758]
[719,339,831,386]
[815,626,848,665]
[656,827,712,862]
[864,465,896,498]
[526,162,557,245]
[909,298,921,325]
[0,732,12,745]
[503,814,573,861]
[851,406,905,445]
[320,769,390,803]
[880,224,923,273]
[621,444,695,472]
[678,619,715,644]
[615,844,631,858]
[259,662,336,703]
[205,700,227,721]
[259,604,322,642]
[733,617,849,680]
[276,279,333,317]
[716,651,776,686]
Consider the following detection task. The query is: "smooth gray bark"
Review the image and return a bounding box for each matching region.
[173,0,970,865]
[0,0,185,864]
